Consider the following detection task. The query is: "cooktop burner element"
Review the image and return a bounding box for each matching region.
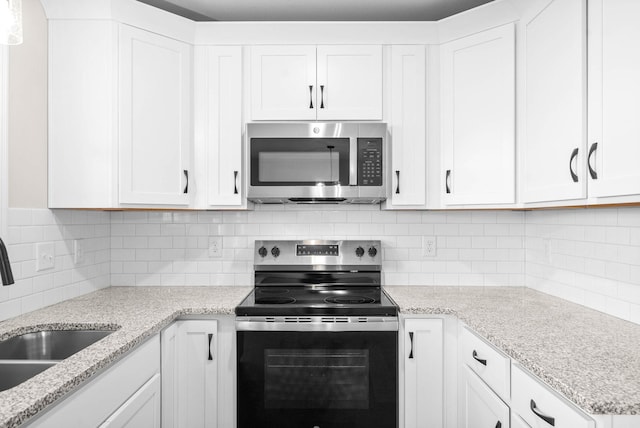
[235,240,398,317]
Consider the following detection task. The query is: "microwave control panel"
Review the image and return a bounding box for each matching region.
[357,138,383,186]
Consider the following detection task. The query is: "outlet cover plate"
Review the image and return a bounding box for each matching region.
[36,242,55,271]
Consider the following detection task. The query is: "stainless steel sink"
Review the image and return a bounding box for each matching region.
[0,330,113,360]
[0,361,56,392]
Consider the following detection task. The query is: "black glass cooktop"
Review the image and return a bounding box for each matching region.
[235,286,398,316]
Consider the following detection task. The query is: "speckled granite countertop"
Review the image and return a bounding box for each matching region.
[0,286,638,427]
[386,286,640,415]
[0,286,250,428]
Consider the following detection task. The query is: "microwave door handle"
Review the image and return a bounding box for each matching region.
[349,137,358,185]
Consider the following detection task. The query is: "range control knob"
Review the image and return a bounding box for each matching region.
[368,247,378,258]
[271,246,280,258]
[355,246,365,258]
[258,246,268,258]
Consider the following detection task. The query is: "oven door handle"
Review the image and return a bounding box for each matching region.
[236,317,398,332]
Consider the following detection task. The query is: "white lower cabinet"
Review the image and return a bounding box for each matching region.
[403,318,444,428]
[460,366,509,428]
[28,335,161,427]
[511,364,594,428]
[161,317,235,428]
[99,374,161,428]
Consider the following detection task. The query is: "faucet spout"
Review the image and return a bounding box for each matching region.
[0,237,14,286]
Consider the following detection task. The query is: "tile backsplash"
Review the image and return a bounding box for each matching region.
[109,206,525,288]
[525,207,640,325]
[1,205,639,325]
[1,208,110,321]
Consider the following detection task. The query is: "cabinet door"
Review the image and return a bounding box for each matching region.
[441,23,515,206]
[250,45,316,120]
[588,0,640,198]
[99,374,161,428]
[195,46,244,208]
[316,45,383,120]
[512,413,532,428]
[522,0,587,203]
[460,366,509,428]
[404,318,443,428]
[387,45,427,208]
[178,320,219,428]
[119,25,192,205]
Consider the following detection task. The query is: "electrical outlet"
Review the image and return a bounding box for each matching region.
[208,237,223,258]
[36,242,55,271]
[423,236,437,257]
[73,239,85,264]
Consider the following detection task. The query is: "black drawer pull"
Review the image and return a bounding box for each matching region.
[309,85,314,109]
[495,422,501,428]
[472,350,487,366]
[183,170,189,194]
[445,169,451,194]
[320,85,325,109]
[588,142,598,179]
[408,332,414,359]
[395,170,400,194]
[569,148,579,182]
[530,399,555,426]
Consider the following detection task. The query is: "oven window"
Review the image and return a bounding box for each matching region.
[251,138,350,186]
[264,349,369,409]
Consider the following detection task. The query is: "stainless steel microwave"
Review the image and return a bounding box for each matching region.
[247,122,387,204]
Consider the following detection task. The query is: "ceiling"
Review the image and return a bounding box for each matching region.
[137,0,494,22]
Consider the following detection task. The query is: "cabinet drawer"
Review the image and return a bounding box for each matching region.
[512,364,594,428]
[460,326,510,400]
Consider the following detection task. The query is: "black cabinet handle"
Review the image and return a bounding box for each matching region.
[408,332,414,359]
[233,171,239,194]
[530,399,555,426]
[183,170,189,193]
[445,170,451,194]
[320,85,325,109]
[309,85,314,109]
[208,333,214,361]
[588,142,598,179]
[495,422,502,428]
[472,350,487,366]
[395,170,400,194]
[569,148,579,183]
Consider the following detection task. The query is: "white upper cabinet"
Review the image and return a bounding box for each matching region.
[119,25,192,206]
[250,45,317,120]
[316,45,383,120]
[441,23,515,206]
[195,46,245,209]
[250,45,382,121]
[521,0,587,204]
[588,0,640,199]
[386,45,427,208]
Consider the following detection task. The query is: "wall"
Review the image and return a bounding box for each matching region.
[526,207,640,325]
[110,206,525,287]
[0,208,110,321]
[8,0,48,209]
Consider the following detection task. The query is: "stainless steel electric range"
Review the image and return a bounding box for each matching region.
[236,240,398,428]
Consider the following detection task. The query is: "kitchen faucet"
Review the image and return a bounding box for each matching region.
[0,237,14,286]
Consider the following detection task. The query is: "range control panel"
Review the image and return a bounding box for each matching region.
[254,240,381,269]
[357,138,383,186]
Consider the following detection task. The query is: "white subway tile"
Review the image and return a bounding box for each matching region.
[472,237,497,249]
[161,224,186,236]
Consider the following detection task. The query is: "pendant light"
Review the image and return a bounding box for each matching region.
[0,0,22,45]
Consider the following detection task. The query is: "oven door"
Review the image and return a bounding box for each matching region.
[237,329,397,428]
